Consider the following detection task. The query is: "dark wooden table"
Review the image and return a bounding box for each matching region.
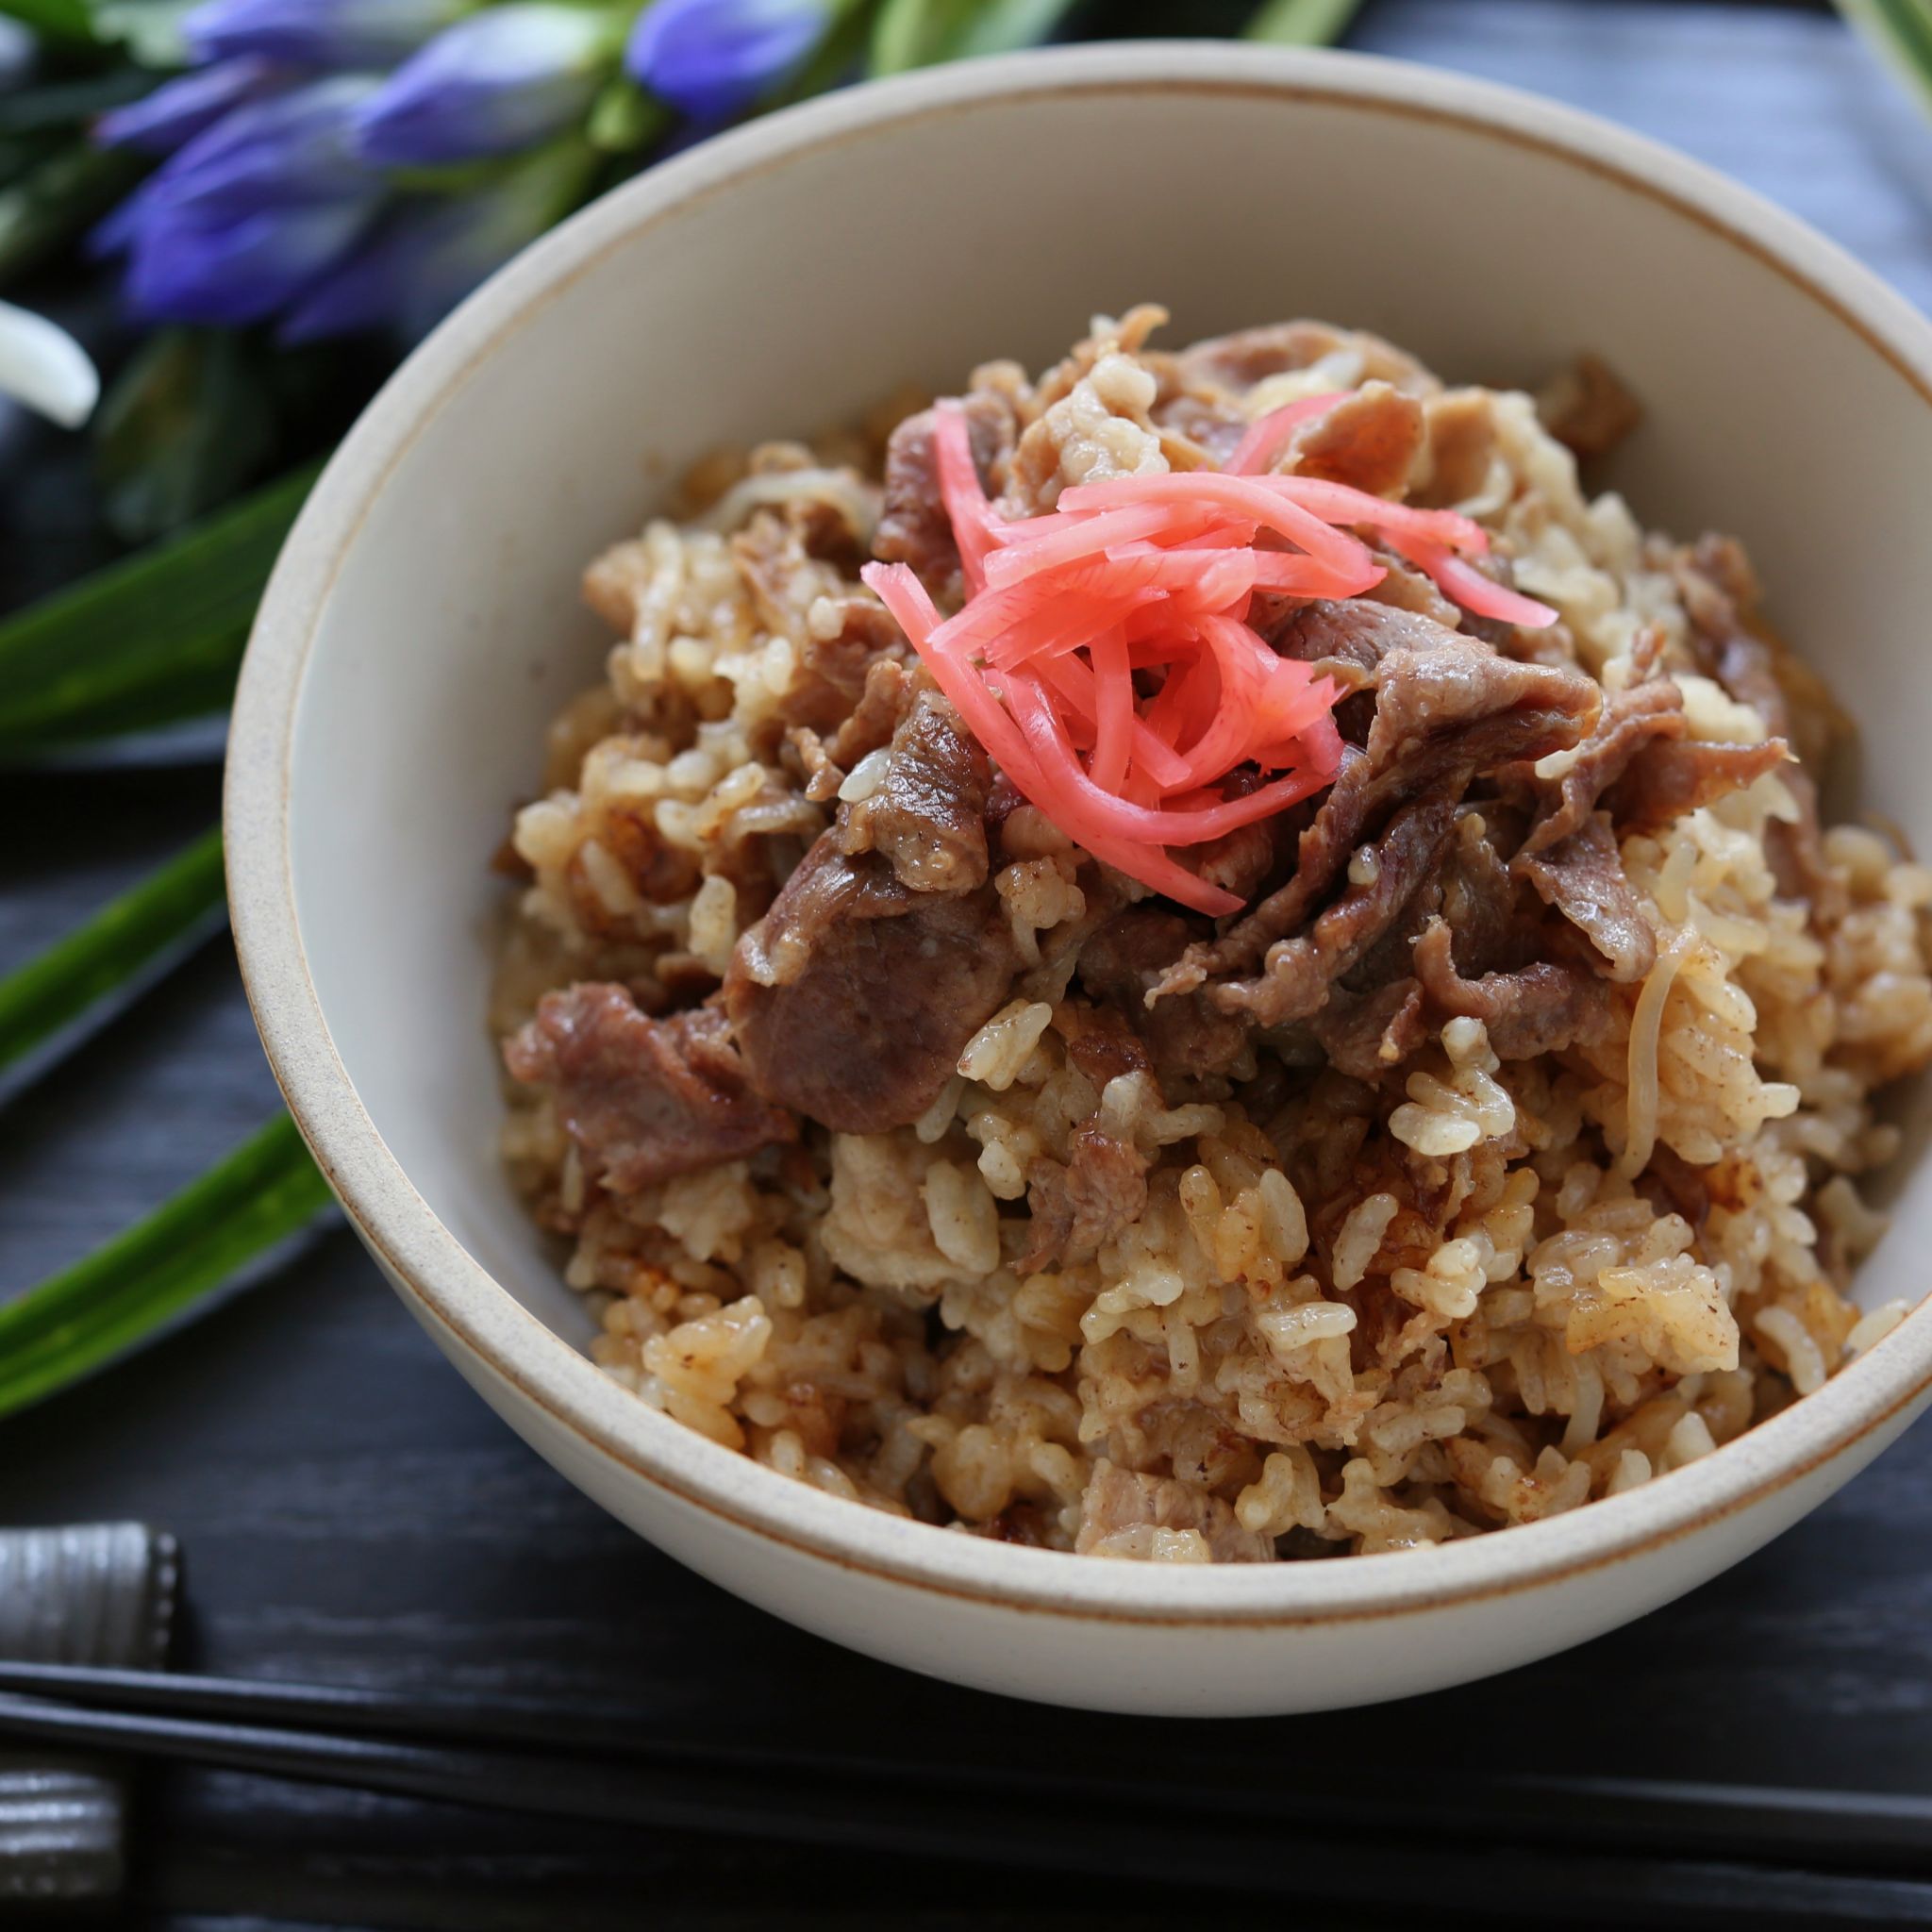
[8,4,1932,1926]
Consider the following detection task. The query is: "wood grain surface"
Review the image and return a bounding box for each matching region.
[5,3,1932,1925]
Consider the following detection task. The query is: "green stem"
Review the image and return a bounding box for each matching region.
[1244,0,1365,44]
[0,826,226,1090]
[0,1115,333,1423]
[0,459,319,754]
[869,0,1075,75]
[1838,0,1932,120]
[0,141,144,289]
[0,0,95,42]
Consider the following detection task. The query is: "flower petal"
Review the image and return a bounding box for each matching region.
[354,6,617,165]
[184,0,466,68]
[0,302,99,428]
[625,0,829,122]
[94,58,282,158]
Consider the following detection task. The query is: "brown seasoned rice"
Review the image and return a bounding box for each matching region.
[491,309,1932,1561]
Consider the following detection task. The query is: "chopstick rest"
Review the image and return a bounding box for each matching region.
[0,1524,178,1907]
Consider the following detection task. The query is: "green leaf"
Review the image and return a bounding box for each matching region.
[0,0,96,42]
[0,825,225,1091]
[1838,0,1932,121]
[0,69,152,138]
[773,0,872,104]
[0,458,318,753]
[948,0,1078,59]
[90,1,196,66]
[94,328,282,543]
[587,74,669,155]
[0,1113,333,1422]
[870,0,1074,75]
[1244,0,1365,44]
[0,140,144,288]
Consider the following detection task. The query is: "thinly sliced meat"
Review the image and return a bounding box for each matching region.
[1511,676,1686,857]
[504,985,795,1191]
[1284,381,1424,496]
[1206,793,1461,1026]
[1057,1002,1155,1088]
[1607,735,1790,831]
[809,657,915,784]
[1515,811,1656,983]
[1360,548,1465,629]
[1413,919,1616,1060]
[1075,1459,1274,1562]
[1175,322,1437,400]
[725,841,1020,1133]
[1165,627,1599,1001]
[1536,351,1641,459]
[1179,807,1289,905]
[874,391,1015,599]
[1265,596,1461,684]
[1674,536,1844,921]
[838,691,991,893]
[1020,1124,1149,1273]
[1437,811,1526,978]
[1078,908,1249,1085]
[775,593,905,735]
[1308,977,1430,1079]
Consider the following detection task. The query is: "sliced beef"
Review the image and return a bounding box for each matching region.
[1510,676,1686,857]
[1163,625,1599,1009]
[1536,351,1641,459]
[1265,595,1461,684]
[1020,1124,1149,1273]
[1437,811,1527,978]
[838,691,991,893]
[1175,322,1436,400]
[1607,735,1790,831]
[1284,380,1424,496]
[725,842,1020,1133]
[874,391,1016,600]
[1674,536,1843,920]
[727,687,1018,1132]
[1215,794,1461,1028]
[1360,548,1466,629]
[1057,1002,1155,1089]
[1308,977,1430,1080]
[1514,811,1656,983]
[1412,919,1616,1060]
[1074,1460,1274,1562]
[775,593,905,735]
[1180,804,1290,905]
[1077,908,1249,1085]
[504,985,795,1191]
[819,658,916,776]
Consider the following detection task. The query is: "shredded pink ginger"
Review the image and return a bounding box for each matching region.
[860,395,1557,915]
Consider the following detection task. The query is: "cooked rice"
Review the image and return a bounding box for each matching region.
[491,310,1932,1559]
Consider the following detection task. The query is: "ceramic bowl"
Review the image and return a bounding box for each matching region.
[227,42,1932,1716]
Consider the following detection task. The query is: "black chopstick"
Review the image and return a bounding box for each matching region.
[8,1683,1932,1926]
[6,1663,1932,1892]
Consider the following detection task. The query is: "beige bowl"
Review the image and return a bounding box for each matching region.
[228,42,1932,1715]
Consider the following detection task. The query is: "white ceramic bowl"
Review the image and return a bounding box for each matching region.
[227,42,1932,1716]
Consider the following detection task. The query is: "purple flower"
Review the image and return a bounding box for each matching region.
[354,6,621,166]
[141,77,383,218]
[183,0,469,69]
[124,193,378,325]
[625,0,829,123]
[283,140,596,344]
[94,58,282,158]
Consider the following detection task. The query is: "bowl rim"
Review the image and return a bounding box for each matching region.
[228,38,1932,1626]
